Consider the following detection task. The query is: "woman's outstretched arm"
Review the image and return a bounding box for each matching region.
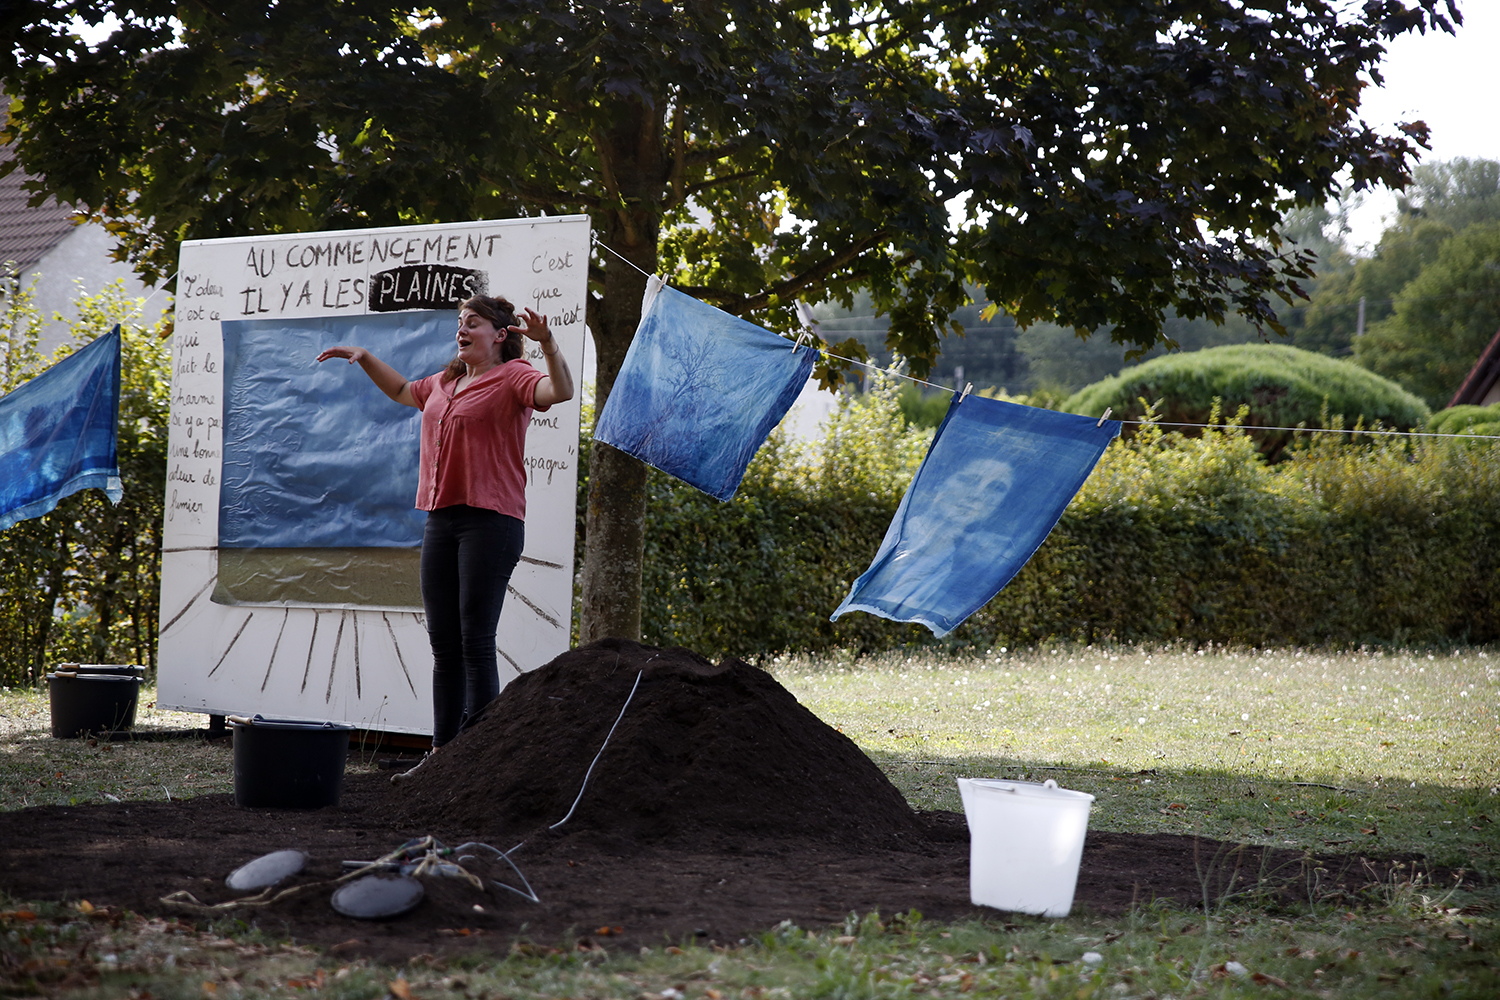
[316,346,418,408]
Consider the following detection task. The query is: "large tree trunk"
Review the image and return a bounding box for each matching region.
[578,102,663,643]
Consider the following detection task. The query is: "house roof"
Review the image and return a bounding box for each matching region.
[0,142,76,274]
[1448,325,1500,408]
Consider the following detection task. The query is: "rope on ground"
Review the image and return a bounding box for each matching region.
[157,835,536,914]
[158,836,435,915]
[552,667,645,831]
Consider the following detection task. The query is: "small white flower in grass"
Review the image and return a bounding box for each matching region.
[1241,713,1249,721]
[1081,951,1103,966]
[1137,717,1146,725]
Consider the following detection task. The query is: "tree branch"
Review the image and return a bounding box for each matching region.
[485,176,601,210]
[687,234,887,315]
[684,141,748,169]
[667,101,686,210]
[591,128,640,246]
[683,169,763,198]
[851,2,968,66]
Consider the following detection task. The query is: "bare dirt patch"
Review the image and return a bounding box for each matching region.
[0,639,1460,963]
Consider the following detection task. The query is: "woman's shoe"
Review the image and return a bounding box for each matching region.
[389,750,435,786]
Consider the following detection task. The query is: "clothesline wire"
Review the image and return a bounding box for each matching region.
[591,232,656,281]
[1114,419,1500,440]
[140,271,178,311]
[821,347,953,394]
[590,235,1500,443]
[591,234,956,394]
[818,346,1500,441]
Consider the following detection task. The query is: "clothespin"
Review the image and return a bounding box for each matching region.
[959,381,973,402]
[1097,406,1112,427]
[792,331,811,354]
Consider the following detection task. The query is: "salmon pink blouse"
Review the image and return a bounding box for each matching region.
[409,359,549,519]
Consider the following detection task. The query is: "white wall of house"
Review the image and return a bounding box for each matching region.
[26,223,165,356]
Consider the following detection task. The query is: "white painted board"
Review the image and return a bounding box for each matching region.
[158,216,589,733]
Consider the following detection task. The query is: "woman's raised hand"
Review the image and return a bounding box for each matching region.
[507,308,552,343]
[315,345,416,407]
[316,345,366,364]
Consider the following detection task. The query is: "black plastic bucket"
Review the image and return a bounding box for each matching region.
[48,673,144,738]
[70,663,146,679]
[232,716,353,809]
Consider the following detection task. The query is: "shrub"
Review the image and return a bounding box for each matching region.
[1429,402,1500,438]
[578,382,1499,660]
[0,278,169,686]
[1062,343,1430,459]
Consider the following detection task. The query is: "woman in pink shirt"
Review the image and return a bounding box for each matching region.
[317,295,573,766]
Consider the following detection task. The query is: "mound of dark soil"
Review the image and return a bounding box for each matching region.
[0,638,1481,961]
[395,638,924,848]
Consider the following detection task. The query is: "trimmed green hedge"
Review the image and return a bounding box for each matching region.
[1430,402,1500,438]
[579,378,1498,659]
[1063,343,1431,459]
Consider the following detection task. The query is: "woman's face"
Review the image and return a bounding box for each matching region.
[455,308,504,368]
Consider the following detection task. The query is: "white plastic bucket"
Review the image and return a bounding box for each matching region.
[956,777,1094,917]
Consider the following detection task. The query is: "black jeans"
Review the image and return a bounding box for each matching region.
[420,504,524,747]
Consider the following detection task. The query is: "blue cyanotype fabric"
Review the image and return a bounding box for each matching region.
[594,284,817,501]
[832,395,1120,637]
[220,311,453,548]
[0,327,122,531]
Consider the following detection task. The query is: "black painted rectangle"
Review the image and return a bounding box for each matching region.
[369,264,488,312]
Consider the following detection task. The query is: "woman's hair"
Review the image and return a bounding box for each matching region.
[442,294,522,381]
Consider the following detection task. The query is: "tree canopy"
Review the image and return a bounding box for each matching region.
[1288,157,1500,405]
[0,0,1463,641]
[1294,217,1456,357]
[1397,156,1500,232]
[1355,220,1500,408]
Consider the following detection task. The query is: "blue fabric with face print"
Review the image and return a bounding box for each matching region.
[594,284,817,501]
[833,395,1120,637]
[0,327,121,531]
[219,311,452,548]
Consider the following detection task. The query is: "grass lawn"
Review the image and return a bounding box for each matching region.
[773,644,1499,872]
[2,644,1497,999]
[0,692,383,812]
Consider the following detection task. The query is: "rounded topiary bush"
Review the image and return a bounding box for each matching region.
[1063,343,1430,458]
[1429,402,1500,438]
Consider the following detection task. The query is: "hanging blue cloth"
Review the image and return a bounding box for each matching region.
[594,283,817,501]
[832,395,1120,637]
[0,326,123,531]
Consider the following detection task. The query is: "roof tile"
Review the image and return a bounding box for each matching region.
[0,143,77,273]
